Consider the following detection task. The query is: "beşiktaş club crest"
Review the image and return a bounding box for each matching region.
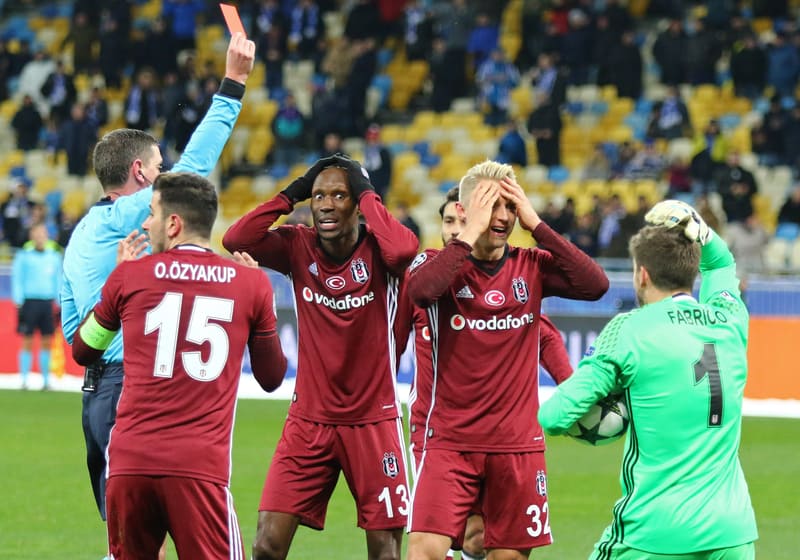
[535,469,547,496]
[382,452,399,478]
[350,258,370,283]
[512,277,529,303]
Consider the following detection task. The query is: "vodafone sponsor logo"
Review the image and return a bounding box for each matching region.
[325,275,346,290]
[301,286,375,311]
[484,290,505,307]
[449,312,535,331]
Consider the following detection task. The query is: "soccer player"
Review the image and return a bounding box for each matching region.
[539,200,759,560]
[405,160,609,560]
[12,223,62,390]
[72,172,287,559]
[397,187,574,560]
[60,32,254,531]
[222,154,419,560]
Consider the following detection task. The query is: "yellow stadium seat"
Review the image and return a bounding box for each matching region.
[585,179,609,198]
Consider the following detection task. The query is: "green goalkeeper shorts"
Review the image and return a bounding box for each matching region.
[589,542,755,560]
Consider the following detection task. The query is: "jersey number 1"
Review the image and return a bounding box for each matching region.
[693,342,722,427]
[145,292,234,381]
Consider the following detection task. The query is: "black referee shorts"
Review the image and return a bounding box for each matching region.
[17,299,55,336]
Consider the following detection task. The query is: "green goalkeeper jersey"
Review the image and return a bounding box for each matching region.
[539,233,758,555]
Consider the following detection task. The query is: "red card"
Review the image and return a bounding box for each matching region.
[220,3,246,37]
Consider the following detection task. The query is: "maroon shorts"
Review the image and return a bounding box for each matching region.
[260,416,409,531]
[106,475,244,560]
[409,449,553,550]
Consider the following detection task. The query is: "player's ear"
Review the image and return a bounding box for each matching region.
[456,202,466,219]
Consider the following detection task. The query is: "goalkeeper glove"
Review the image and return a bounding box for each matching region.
[330,154,375,199]
[645,200,712,245]
[280,156,337,204]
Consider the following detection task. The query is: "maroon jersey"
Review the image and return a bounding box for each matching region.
[223,192,418,424]
[399,290,573,448]
[93,246,280,485]
[406,223,607,452]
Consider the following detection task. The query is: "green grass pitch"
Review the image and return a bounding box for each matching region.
[1,389,798,559]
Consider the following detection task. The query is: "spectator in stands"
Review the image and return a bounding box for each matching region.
[41,59,77,126]
[759,95,789,167]
[17,49,55,114]
[403,0,434,61]
[652,19,686,86]
[690,119,729,194]
[1,179,35,248]
[727,214,769,274]
[134,16,179,78]
[392,201,420,239]
[611,140,637,178]
[320,131,346,158]
[717,152,758,224]
[684,17,721,85]
[345,0,383,41]
[362,124,392,199]
[597,195,629,258]
[515,1,546,72]
[11,94,43,151]
[623,139,665,180]
[84,86,108,130]
[288,0,325,61]
[58,102,97,177]
[467,12,499,73]
[0,40,11,102]
[496,119,528,167]
[531,51,566,107]
[608,30,643,100]
[431,0,473,99]
[695,193,723,233]
[766,32,800,98]
[429,36,458,112]
[594,15,618,90]
[646,86,691,140]
[272,93,308,167]
[162,0,204,53]
[62,11,97,75]
[561,8,594,86]
[7,38,32,81]
[666,156,693,199]
[730,34,767,100]
[311,84,350,147]
[582,144,611,180]
[568,212,599,257]
[125,68,160,131]
[99,8,126,89]
[542,199,575,235]
[346,38,378,135]
[254,1,287,92]
[783,103,800,172]
[528,91,562,166]
[169,82,209,153]
[476,48,520,126]
[778,185,800,227]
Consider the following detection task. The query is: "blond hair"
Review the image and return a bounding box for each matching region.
[458,160,516,206]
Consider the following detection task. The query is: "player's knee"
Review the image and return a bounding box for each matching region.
[366,529,402,560]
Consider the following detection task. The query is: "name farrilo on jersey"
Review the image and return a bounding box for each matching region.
[449,312,535,331]
[301,286,376,311]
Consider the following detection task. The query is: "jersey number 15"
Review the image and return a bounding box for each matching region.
[145,292,234,382]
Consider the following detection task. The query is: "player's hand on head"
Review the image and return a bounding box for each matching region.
[500,176,541,231]
[224,32,256,84]
[645,200,711,245]
[280,156,337,204]
[331,154,375,198]
[232,251,259,268]
[117,230,149,265]
[461,180,499,242]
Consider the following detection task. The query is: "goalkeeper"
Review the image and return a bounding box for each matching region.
[539,200,758,559]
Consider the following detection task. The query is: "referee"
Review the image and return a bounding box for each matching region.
[11,223,62,390]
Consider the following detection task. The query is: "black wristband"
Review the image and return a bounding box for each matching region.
[217,78,246,100]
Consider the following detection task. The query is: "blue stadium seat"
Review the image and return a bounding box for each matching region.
[547,165,570,184]
[421,153,441,168]
[412,141,430,158]
[9,165,27,179]
[439,180,457,193]
[775,222,800,241]
[782,96,796,110]
[376,48,394,70]
[719,113,741,131]
[389,142,409,155]
[269,164,289,179]
[635,98,653,115]
[45,191,62,216]
[589,101,608,115]
[566,101,584,115]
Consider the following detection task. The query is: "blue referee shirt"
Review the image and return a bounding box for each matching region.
[60,93,242,363]
[12,245,62,305]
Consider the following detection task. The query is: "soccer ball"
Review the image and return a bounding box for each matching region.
[566,396,629,446]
